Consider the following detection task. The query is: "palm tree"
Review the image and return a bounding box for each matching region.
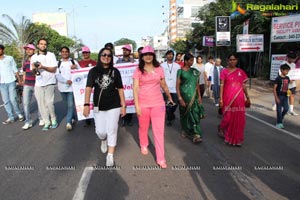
[0,14,40,54]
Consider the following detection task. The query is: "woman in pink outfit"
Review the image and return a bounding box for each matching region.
[218,53,250,146]
[133,45,174,168]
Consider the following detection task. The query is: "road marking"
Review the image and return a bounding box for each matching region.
[72,167,93,200]
[246,113,300,140]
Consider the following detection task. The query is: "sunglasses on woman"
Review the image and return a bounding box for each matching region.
[101,53,112,58]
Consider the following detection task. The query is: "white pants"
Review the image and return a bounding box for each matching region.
[94,107,120,147]
[35,85,56,125]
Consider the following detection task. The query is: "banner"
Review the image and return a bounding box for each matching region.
[71,63,138,120]
[271,14,300,43]
[215,16,231,46]
[71,67,94,120]
[269,54,286,80]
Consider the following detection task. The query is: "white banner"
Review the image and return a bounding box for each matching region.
[271,14,300,43]
[288,69,300,80]
[71,63,138,120]
[236,34,264,52]
[71,67,94,121]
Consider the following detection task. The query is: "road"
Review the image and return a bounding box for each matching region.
[0,86,299,200]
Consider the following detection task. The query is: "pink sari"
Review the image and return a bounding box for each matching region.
[220,68,248,145]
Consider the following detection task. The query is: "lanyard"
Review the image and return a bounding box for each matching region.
[167,62,174,75]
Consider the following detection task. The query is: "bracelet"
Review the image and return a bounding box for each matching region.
[178,97,183,100]
[84,103,90,106]
[122,105,127,108]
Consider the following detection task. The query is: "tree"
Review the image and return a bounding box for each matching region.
[114,38,137,51]
[170,39,187,53]
[0,14,41,55]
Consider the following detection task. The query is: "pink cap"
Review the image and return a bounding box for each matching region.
[141,45,154,54]
[23,44,36,50]
[82,46,90,52]
[122,44,132,51]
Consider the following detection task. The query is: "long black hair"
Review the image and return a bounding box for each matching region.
[183,53,194,66]
[138,53,160,74]
[95,47,114,73]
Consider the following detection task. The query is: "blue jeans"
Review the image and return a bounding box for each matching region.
[23,85,41,123]
[0,81,21,120]
[60,92,76,123]
[276,95,289,124]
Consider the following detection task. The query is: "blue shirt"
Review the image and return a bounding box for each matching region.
[0,55,18,83]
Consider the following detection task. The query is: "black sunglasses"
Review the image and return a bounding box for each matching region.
[101,53,112,58]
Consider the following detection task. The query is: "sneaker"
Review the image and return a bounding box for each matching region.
[106,154,114,167]
[290,111,298,116]
[140,147,148,155]
[71,119,76,124]
[39,120,45,126]
[101,140,108,153]
[18,114,24,122]
[66,123,72,131]
[42,124,51,131]
[22,122,32,130]
[215,104,219,107]
[2,118,14,125]
[272,104,276,111]
[275,123,284,129]
[51,120,58,129]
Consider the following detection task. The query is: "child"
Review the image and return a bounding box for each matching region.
[273,64,291,129]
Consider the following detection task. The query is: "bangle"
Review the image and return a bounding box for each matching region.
[178,97,183,100]
[84,103,90,106]
[122,105,127,108]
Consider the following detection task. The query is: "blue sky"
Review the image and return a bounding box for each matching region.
[1,0,172,51]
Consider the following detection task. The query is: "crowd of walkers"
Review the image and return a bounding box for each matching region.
[0,40,298,167]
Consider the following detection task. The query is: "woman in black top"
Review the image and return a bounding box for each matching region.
[83,47,126,167]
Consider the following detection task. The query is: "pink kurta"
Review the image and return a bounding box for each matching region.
[220,68,248,145]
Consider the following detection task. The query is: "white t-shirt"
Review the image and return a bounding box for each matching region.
[31,52,58,86]
[204,62,214,80]
[55,59,80,92]
[160,61,181,93]
[192,63,205,85]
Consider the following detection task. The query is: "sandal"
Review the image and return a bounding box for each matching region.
[218,125,225,138]
[157,161,167,169]
[140,147,148,155]
[193,135,202,143]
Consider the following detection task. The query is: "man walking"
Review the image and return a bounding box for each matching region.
[160,50,181,126]
[117,44,134,126]
[0,44,24,124]
[30,38,58,131]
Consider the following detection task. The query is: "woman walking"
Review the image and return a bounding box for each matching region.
[218,53,250,146]
[176,53,204,143]
[83,47,126,166]
[133,45,174,168]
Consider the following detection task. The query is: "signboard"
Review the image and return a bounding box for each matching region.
[32,13,68,36]
[269,54,286,80]
[202,36,215,47]
[271,14,300,43]
[236,34,264,52]
[215,16,231,46]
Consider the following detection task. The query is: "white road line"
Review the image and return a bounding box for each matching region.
[246,113,300,140]
[72,167,93,200]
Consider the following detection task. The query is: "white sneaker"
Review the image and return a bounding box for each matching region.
[101,140,108,153]
[18,114,24,122]
[22,122,32,130]
[215,104,219,107]
[66,123,72,131]
[39,120,45,126]
[290,111,298,116]
[106,154,114,167]
[272,104,276,111]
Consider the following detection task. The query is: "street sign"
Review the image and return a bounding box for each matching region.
[236,34,264,52]
[215,16,231,46]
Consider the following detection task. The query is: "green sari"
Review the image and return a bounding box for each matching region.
[177,68,203,138]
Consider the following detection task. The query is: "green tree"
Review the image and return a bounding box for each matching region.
[170,39,187,53]
[114,38,137,51]
[0,14,41,55]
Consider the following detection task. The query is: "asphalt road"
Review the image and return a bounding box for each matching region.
[0,87,299,200]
